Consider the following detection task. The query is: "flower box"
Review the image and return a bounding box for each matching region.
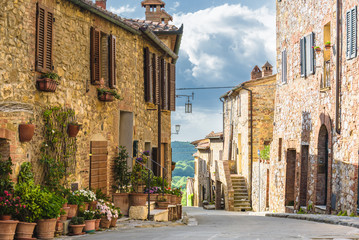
[36,78,58,92]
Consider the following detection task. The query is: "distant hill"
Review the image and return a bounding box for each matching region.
[171,141,196,189]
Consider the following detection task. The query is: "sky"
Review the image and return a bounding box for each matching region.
[106,0,276,142]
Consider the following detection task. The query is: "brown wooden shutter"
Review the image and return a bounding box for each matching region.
[144,47,153,103]
[91,27,101,85]
[161,58,168,110]
[153,54,160,105]
[168,63,176,111]
[109,35,116,89]
[36,3,53,72]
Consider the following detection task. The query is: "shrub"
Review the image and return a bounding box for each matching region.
[70,216,85,225]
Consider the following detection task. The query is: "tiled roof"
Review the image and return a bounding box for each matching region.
[141,0,165,7]
[124,18,179,32]
[262,61,273,68]
[196,142,210,150]
[206,131,223,139]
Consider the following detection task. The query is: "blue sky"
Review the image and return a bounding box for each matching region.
[106,0,276,142]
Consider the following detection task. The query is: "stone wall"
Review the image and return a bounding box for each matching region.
[271,0,359,214]
[0,0,173,193]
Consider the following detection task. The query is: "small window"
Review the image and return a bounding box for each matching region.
[346,6,357,60]
[300,32,315,77]
[322,22,331,89]
[281,50,287,83]
[278,138,282,161]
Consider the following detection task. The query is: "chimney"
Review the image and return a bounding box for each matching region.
[261,61,273,77]
[95,0,106,9]
[251,65,262,80]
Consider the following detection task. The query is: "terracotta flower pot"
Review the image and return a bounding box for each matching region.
[70,224,85,235]
[0,215,12,221]
[89,201,97,210]
[129,193,147,206]
[36,218,57,239]
[16,222,36,239]
[67,204,78,219]
[0,220,19,240]
[157,201,170,209]
[95,219,101,231]
[63,203,68,208]
[60,207,70,221]
[36,78,58,92]
[98,92,114,102]
[150,193,158,202]
[84,219,96,233]
[67,124,80,138]
[110,217,118,228]
[113,193,129,216]
[171,164,176,171]
[55,220,63,234]
[325,44,331,50]
[100,217,111,229]
[19,124,35,142]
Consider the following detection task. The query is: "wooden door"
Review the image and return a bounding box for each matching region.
[90,141,108,194]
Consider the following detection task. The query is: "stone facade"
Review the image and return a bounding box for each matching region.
[222,66,276,212]
[0,0,181,193]
[271,0,359,214]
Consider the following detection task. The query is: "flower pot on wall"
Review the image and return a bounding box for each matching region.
[36,78,58,92]
[36,219,57,239]
[67,124,80,138]
[19,124,35,142]
[325,44,331,50]
[15,222,36,239]
[113,193,129,216]
[0,220,19,240]
[98,92,114,102]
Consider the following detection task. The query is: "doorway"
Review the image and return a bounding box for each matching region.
[119,111,133,168]
[300,145,309,206]
[285,150,296,206]
[316,125,329,205]
[90,141,108,194]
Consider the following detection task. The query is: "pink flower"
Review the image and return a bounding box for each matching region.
[23,205,26,208]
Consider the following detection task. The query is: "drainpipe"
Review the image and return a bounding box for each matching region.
[228,91,234,161]
[335,0,341,134]
[241,87,253,205]
[220,97,225,158]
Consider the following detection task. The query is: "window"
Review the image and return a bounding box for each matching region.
[90,27,116,88]
[36,3,54,72]
[300,32,315,77]
[322,23,331,89]
[346,6,357,59]
[281,50,287,83]
[237,95,241,116]
[278,138,282,161]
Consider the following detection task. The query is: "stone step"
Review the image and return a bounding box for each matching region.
[148,209,169,222]
[234,199,249,202]
[234,206,252,212]
[146,201,156,211]
[232,183,247,187]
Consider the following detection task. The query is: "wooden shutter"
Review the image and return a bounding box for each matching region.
[161,58,168,110]
[36,3,53,72]
[168,63,176,111]
[309,32,315,75]
[109,35,116,89]
[90,141,108,194]
[91,27,101,85]
[282,50,287,83]
[153,55,160,105]
[144,48,153,103]
[300,37,306,77]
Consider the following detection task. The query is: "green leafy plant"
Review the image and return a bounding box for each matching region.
[70,216,85,225]
[172,188,182,197]
[40,72,61,84]
[325,41,331,46]
[260,145,270,161]
[341,210,348,216]
[0,156,14,194]
[18,162,34,184]
[131,152,153,193]
[307,203,313,212]
[350,212,356,217]
[94,209,103,219]
[79,210,96,220]
[297,207,305,214]
[314,46,321,50]
[97,88,122,100]
[67,193,84,206]
[112,146,131,193]
[94,188,110,202]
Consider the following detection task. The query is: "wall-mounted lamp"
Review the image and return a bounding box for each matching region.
[172,124,181,135]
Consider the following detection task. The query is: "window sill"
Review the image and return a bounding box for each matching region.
[320,87,331,92]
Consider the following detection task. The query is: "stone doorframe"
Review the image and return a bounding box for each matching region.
[313,113,333,213]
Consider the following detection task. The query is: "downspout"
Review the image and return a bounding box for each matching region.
[242,87,253,206]
[227,91,234,161]
[335,0,341,134]
[220,97,225,160]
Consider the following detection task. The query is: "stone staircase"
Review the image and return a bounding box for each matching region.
[231,175,251,212]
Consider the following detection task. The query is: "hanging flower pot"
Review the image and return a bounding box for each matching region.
[36,72,61,92]
[67,123,81,138]
[97,88,121,102]
[171,162,176,171]
[314,46,321,53]
[19,123,35,142]
[325,41,331,50]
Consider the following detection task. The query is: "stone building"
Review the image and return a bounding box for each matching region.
[271,0,359,214]
[0,0,182,194]
[221,63,276,211]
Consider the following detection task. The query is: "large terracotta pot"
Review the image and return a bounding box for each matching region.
[99,217,111,229]
[70,224,85,235]
[36,218,57,239]
[16,222,37,239]
[110,217,118,227]
[67,204,78,219]
[0,220,19,240]
[150,194,158,202]
[129,193,147,206]
[67,124,80,138]
[113,193,129,216]
[95,219,101,231]
[157,201,170,209]
[36,78,58,92]
[84,219,96,233]
[60,207,70,221]
[0,215,12,221]
[55,221,63,234]
[19,124,35,142]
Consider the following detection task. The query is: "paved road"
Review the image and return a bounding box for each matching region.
[76,207,359,240]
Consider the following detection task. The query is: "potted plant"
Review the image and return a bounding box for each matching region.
[94,209,103,231]
[19,119,35,142]
[36,72,61,92]
[144,187,160,202]
[325,41,331,49]
[79,210,96,233]
[314,46,321,53]
[109,203,121,227]
[0,218,19,240]
[96,200,112,229]
[171,161,176,171]
[156,196,170,209]
[172,188,183,205]
[67,192,83,219]
[69,217,85,235]
[67,122,82,138]
[97,88,122,102]
[74,189,97,211]
[112,146,131,216]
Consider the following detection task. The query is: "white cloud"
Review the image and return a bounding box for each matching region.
[108,5,136,15]
[173,3,276,84]
[171,107,223,142]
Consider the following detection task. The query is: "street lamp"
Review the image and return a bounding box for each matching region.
[172,124,181,135]
[176,92,194,113]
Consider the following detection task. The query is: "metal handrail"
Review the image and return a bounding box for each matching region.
[149,158,167,196]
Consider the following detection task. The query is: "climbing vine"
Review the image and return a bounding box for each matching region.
[40,106,78,191]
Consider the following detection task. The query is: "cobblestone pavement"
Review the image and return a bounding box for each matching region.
[59,207,359,240]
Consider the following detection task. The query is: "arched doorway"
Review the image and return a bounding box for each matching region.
[316,125,329,205]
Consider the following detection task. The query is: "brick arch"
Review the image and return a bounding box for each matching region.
[313,113,333,213]
[0,128,14,140]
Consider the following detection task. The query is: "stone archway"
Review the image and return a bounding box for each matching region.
[316,125,329,206]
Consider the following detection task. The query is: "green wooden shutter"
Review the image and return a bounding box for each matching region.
[309,32,315,75]
[300,37,306,77]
